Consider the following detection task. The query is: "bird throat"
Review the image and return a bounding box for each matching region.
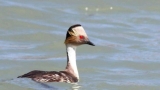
[65,44,79,79]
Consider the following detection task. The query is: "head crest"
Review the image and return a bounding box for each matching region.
[65,24,95,46]
[65,24,87,39]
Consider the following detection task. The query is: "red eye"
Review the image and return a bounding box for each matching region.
[79,35,85,39]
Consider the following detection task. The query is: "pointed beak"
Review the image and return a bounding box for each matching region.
[87,41,95,46]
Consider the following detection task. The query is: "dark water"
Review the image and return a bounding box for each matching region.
[0,0,160,90]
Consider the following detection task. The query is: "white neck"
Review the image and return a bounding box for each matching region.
[65,44,79,79]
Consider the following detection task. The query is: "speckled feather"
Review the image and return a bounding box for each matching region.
[18,70,78,83]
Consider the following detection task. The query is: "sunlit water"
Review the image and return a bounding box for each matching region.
[0,0,160,90]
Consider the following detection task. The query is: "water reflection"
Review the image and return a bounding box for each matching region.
[4,78,81,90]
[71,83,81,90]
[38,83,58,90]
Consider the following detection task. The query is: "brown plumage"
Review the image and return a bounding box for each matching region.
[18,24,95,83]
[18,70,78,83]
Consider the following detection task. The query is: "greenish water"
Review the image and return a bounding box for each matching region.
[0,0,160,90]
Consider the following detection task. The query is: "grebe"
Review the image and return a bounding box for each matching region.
[18,24,95,83]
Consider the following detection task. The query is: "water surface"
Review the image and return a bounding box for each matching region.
[0,0,160,90]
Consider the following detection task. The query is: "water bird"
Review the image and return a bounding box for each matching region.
[18,24,95,83]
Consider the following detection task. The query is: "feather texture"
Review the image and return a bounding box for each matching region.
[18,70,78,83]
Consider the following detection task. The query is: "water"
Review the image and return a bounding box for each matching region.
[0,0,160,90]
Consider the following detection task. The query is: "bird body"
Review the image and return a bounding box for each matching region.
[18,24,95,83]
